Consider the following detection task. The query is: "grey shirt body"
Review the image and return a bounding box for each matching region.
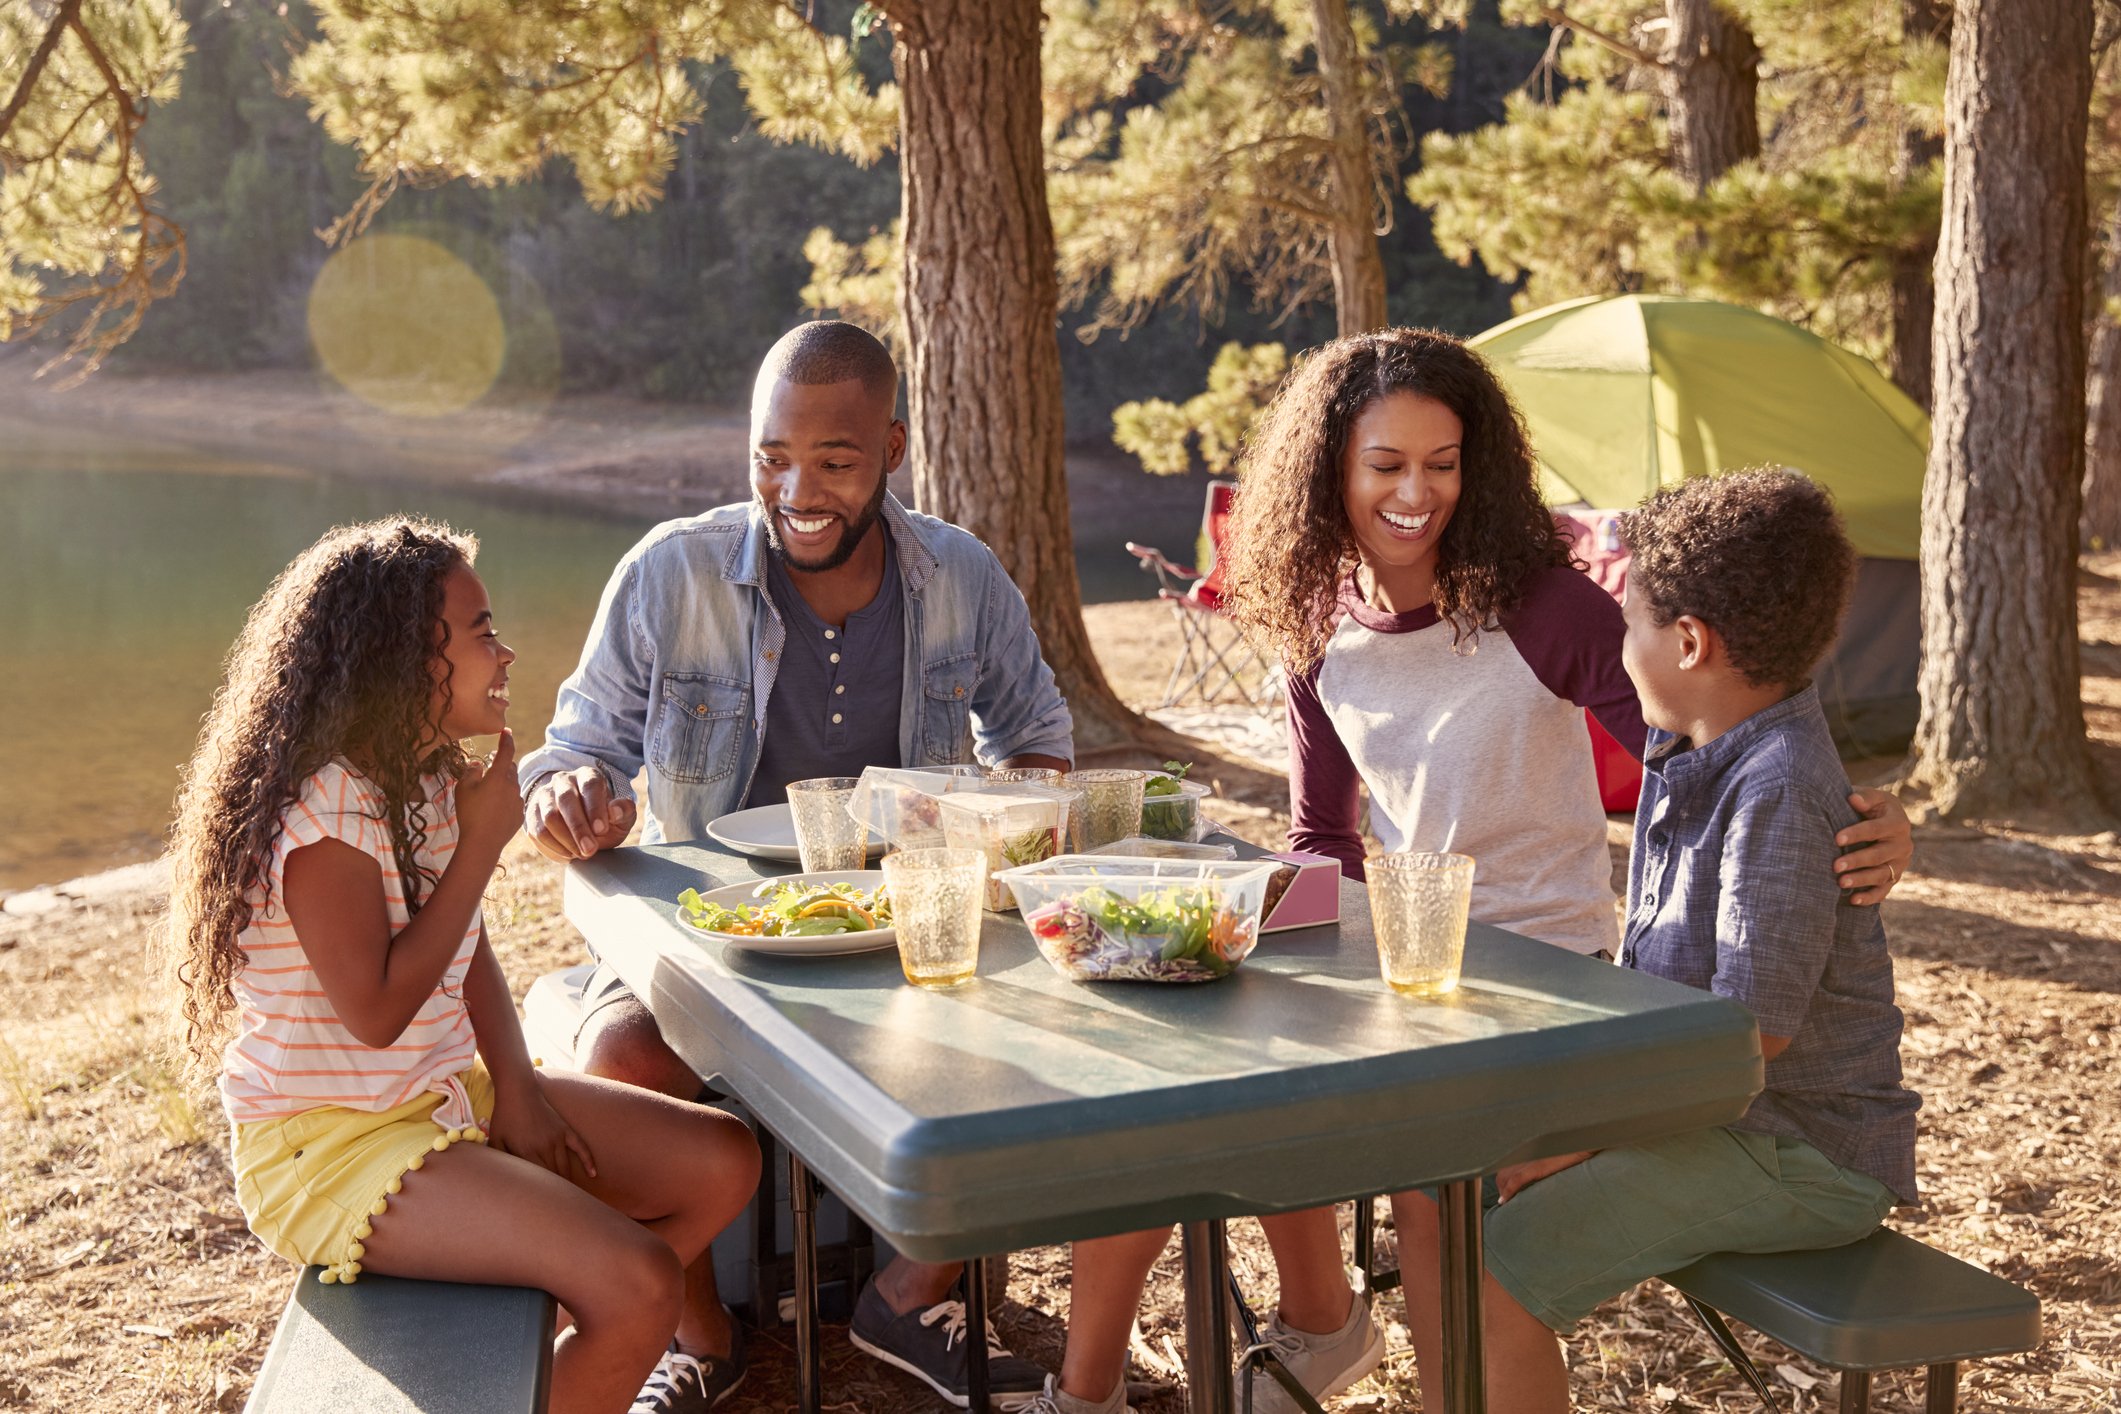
[1622,685,1920,1201]
[745,530,905,807]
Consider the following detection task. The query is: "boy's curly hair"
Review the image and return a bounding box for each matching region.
[1621,468,1855,690]
[164,518,477,1072]
[1220,327,1573,672]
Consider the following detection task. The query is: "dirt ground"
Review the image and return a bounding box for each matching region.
[4,573,2120,1413]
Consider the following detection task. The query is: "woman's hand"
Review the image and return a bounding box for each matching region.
[1495,1150,1596,1202]
[485,1070,597,1182]
[457,730,524,864]
[1835,787,1914,906]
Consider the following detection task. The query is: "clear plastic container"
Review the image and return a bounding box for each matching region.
[848,765,985,853]
[937,786,1073,909]
[995,855,1279,983]
[1089,836,1239,861]
[1137,779,1214,842]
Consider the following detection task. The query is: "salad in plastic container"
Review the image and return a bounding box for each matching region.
[995,856,1278,982]
[848,765,985,853]
[1139,763,1214,842]
[938,785,1072,909]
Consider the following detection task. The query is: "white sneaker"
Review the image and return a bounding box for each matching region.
[1239,1295,1386,1413]
[1019,1373,1134,1414]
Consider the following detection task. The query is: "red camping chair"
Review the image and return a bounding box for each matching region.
[1126,481,1282,709]
[1556,508,1644,814]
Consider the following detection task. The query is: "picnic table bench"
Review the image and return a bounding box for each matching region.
[245,1270,552,1413]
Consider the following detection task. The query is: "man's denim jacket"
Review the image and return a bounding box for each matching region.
[518,494,1075,844]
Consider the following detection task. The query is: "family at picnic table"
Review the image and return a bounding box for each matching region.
[165,320,1924,1414]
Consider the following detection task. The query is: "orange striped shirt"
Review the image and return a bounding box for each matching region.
[218,762,482,1129]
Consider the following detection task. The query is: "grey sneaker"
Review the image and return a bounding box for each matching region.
[847,1277,1049,1408]
[1019,1373,1134,1414]
[1239,1296,1386,1414]
[630,1325,746,1412]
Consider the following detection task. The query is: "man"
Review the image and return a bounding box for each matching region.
[520,321,1070,1411]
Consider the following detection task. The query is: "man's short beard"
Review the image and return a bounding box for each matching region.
[765,472,890,574]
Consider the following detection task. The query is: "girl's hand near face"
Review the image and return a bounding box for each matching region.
[457,729,524,864]
[486,1070,597,1182]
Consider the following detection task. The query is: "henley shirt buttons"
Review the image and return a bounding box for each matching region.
[835,685,845,695]
[830,652,840,663]
[824,630,837,640]
[832,713,843,724]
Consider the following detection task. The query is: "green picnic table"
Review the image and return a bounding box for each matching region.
[563,840,1762,1414]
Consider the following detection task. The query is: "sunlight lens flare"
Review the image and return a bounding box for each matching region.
[307,233,507,417]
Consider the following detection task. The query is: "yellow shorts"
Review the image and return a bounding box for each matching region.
[232,1063,496,1285]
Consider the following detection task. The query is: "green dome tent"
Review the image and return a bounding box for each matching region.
[1469,294,1926,751]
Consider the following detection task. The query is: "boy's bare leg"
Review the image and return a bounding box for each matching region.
[1389,1191,1569,1414]
[1256,1207,1357,1331]
[1059,1227,1175,1402]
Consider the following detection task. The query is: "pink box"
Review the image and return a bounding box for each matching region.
[1225,840,1342,933]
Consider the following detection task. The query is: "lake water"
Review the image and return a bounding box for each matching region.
[0,447,1184,892]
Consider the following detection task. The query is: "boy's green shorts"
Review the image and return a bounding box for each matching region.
[1474,1125,1896,1332]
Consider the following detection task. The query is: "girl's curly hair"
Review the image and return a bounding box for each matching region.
[1221,328,1573,673]
[165,518,477,1071]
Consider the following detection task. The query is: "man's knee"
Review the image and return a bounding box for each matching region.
[578,998,701,1100]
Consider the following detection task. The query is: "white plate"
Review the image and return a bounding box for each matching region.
[673,870,898,957]
[705,803,883,863]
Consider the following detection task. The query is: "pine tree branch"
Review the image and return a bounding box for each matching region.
[0,0,86,144]
[1537,4,1665,70]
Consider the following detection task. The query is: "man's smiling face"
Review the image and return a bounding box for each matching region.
[749,375,906,574]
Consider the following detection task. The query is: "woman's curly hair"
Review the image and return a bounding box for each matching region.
[165,518,478,1071]
[1221,328,1572,673]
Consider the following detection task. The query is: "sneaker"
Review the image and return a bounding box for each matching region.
[1019,1373,1135,1414]
[847,1276,1049,1408]
[630,1326,747,1412]
[1239,1295,1386,1414]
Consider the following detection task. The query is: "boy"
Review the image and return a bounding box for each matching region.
[1396,468,1922,1412]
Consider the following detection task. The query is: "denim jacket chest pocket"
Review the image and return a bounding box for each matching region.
[919,654,980,766]
[652,672,751,785]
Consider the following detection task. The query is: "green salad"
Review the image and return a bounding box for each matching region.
[1139,761,1203,840]
[677,879,893,937]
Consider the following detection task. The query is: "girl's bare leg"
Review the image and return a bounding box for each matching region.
[1060,1227,1176,1403]
[1389,1191,1569,1414]
[357,1141,684,1414]
[534,1069,762,1357]
[1256,1207,1357,1331]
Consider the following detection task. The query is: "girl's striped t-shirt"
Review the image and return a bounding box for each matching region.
[217,760,481,1130]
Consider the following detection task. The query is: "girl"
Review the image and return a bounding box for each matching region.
[168,519,760,1414]
[1024,330,1913,1414]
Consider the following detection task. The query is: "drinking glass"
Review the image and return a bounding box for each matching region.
[1063,769,1148,850]
[786,776,868,872]
[1367,852,1476,997]
[881,848,987,988]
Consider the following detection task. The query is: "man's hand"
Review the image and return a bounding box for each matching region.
[1495,1149,1596,1202]
[1835,788,1914,906]
[525,765,637,862]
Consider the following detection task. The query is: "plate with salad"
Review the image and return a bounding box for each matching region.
[673,871,897,956]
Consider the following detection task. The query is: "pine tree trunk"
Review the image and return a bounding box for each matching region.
[2083,194,2121,550]
[1888,0,1949,411]
[1660,0,1759,193]
[1312,0,1389,335]
[1907,0,2101,822]
[887,0,1151,754]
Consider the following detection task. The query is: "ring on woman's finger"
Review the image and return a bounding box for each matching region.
[1887,862,1900,883]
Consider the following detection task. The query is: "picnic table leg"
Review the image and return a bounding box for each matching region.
[963,1254,993,1414]
[790,1152,822,1414]
[1181,1219,1236,1414]
[1437,1178,1488,1414]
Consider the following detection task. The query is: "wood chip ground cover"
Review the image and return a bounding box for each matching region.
[5,580,2121,1412]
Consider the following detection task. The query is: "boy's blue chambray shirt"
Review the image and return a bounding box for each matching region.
[1621,685,1920,1202]
[519,493,1074,844]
